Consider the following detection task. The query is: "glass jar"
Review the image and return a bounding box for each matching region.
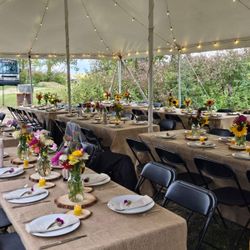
[37,149,51,177]
[191,123,201,136]
[17,141,29,160]
[68,165,84,202]
[234,136,246,147]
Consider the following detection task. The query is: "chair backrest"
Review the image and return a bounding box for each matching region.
[247,170,250,183]
[159,119,176,131]
[243,110,250,114]
[208,128,232,137]
[135,162,176,199]
[194,157,236,180]
[126,138,155,164]
[153,102,162,108]
[132,109,145,116]
[164,180,217,216]
[0,112,6,122]
[217,108,233,113]
[80,127,103,150]
[155,147,185,165]
[246,133,250,142]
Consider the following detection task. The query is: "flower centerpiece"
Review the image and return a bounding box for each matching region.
[48,93,61,107]
[172,98,179,108]
[83,102,92,113]
[123,90,131,102]
[205,99,215,112]
[114,93,122,102]
[112,101,123,120]
[184,98,192,112]
[188,109,209,136]
[230,115,249,147]
[57,149,89,202]
[29,130,57,176]
[36,92,43,105]
[43,92,50,105]
[103,90,111,101]
[12,124,31,160]
[166,92,174,107]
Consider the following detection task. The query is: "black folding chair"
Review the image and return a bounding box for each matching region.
[159,119,176,131]
[155,147,212,186]
[235,170,250,247]
[81,127,108,151]
[208,128,233,137]
[246,133,250,141]
[0,208,11,232]
[163,180,217,250]
[165,114,185,129]
[194,157,250,230]
[217,108,233,113]
[126,138,156,172]
[0,232,25,250]
[0,112,6,123]
[132,109,145,116]
[135,161,176,201]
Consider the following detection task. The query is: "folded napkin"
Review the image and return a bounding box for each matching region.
[26,214,79,234]
[82,173,108,185]
[0,167,23,177]
[3,187,47,200]
[110,195,153,211]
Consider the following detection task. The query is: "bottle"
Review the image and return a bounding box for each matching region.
[0,139,3,168]
[62,168,69,181]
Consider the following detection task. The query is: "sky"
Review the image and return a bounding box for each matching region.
[73,59,92,74]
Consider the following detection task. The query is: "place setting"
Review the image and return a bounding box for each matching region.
[0,166,24,179]
[82,173,111,187]
[155,132,176,140]
[187,136,216,148]
[107,194,155,214]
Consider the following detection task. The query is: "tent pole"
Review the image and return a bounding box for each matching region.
[108,65,117,94]
[121,59,147,101]
[177,53,181,108]
[118,57,122,94]
[64,0,71,112]
[148,0,154,133]
[2,86,4,106]
[28,54,33,104]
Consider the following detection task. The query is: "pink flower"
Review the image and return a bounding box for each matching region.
[34,147,40,154]
[29,137,39,147]
[51,151,63,166]
[50,143,57,152]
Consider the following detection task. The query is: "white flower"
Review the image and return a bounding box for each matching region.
[82,153,89,160]
[45,139,54,146]
[12,131,20,139]
[59,154,67,161]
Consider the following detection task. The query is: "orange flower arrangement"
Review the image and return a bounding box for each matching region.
[205,99,215,107]
[103,91,111,100]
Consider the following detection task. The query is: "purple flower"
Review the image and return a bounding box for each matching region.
[51,151,63,166]
[8,168,14,173]
[56,218,64,226]
[234,115,247,125]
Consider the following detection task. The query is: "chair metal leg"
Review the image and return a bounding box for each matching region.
[216,207,227,229]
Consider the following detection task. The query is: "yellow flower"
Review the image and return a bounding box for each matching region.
[231,125,247,137]
[72,150,83,158]
[172,99,179,107]
[68,155,79,165]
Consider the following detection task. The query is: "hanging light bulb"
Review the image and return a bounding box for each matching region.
[234,39,239,45]
[114,1,117,6]
[132,17,135,22]
[166,10,170,16]
[197,44,202,49]
[170,26,173,31]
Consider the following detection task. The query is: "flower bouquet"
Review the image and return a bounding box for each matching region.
[103,90,111,101]
[6,119,18,129]
[48,93,61,107]
[114,93,122,102]
[29,130,57,176]
[43,92,50,105]
[112,101,123,120]
[184,98,192,112]
[188,110,209,136]
[205,99,215,112]
[230,115,249,147]
[12,124,32,160]
[56,149,89,202]
[36,92,43,105]
[123,90,131,102]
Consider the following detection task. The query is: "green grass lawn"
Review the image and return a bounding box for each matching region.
[0,82,65,107]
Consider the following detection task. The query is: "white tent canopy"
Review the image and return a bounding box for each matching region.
[0,0,250,59]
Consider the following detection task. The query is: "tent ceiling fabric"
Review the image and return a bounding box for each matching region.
[0,0,250,59]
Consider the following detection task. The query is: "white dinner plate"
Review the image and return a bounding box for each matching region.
[107,195,155,214]
[3,152,9,158]
[156,134,176,139]
[82,173,110,186]
[228,144,246,150]
[133,121,148,125]
[28,214,80,237]
[108,124,122,128]
[218,137,233,142]
[0,168,24,178]
[232,152,250,160]
[7,188,49,204]
[187,141,216,148]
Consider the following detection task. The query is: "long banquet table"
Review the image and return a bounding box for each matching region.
[56,114,159,158]
[124,105,247,130]
[0,147,187,250]
[139,130,250,226]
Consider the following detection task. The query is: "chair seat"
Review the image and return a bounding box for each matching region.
[0,233,25,250]
[178,172,212,186]
[213,187,250,206]
[0,208,11,229]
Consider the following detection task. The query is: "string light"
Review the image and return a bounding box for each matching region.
[197,44,202,49]
[166,11,170,16]
[170,26,173,31]
[169,48,173,52]
[234,39,239,45]
[157,48,161,53]
[114,1,117,6]
[131,17,135,22]
[213,42,218,47]
[136,51,139,55]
